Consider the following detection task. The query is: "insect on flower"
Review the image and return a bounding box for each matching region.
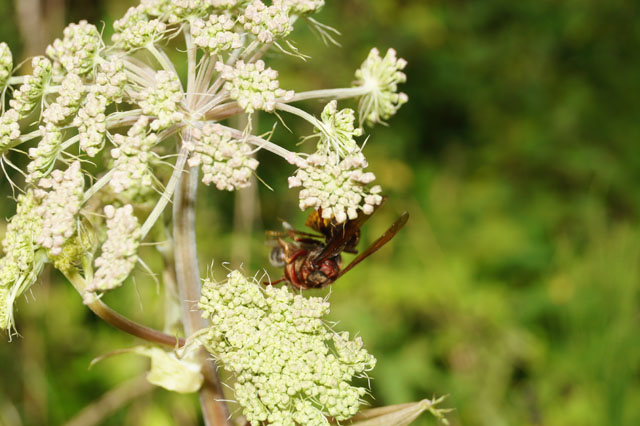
[267,198,409,290]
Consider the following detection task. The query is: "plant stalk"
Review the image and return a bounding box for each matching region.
[173,132,230,426]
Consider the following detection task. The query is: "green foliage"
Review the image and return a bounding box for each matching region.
[1,0,638,425]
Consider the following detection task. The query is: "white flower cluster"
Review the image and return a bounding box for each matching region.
[238,0,293,44]
[75,94,108,157]
[199,271,376,425]
[94,60,128,103]
[216,60,293,113]
[75,61,128,157]
[110,117,157,196]
[185,123,258,190]
[0,287,10,331]
[315,100,363,156]
[138,71,184,131]
[33,161,84,256]
[0,42,12,88]
[209,0,239,8]
[192,14,243,54]
[84,205,141,300]
[289,150,383,223]
[0,109,20,151]
[0,191,44,331]
[42,73,86,125]
[274,0,324,15]
[46,20,101,75]
[26,124,63,183]
[139,0,172,16]
[355,48,408,126]
[10,57,52,116]
[168,0,214,22]
[0,191,43,288]
[113,6,167,50]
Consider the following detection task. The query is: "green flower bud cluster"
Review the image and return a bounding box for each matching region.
[26,124,64,183]
[113,6,167,50]
[0,191,45,331]
[0,109,20,152]
[315,100,363,157]
[199,271,376,425]
[75,61,128,156]
[84,205,141,301]
[10,56,52,116]
[33,161,84,256]
[94,60,128,103]
[139,0,172,17]
[191,14,243,54]
[289,149,383,223]
[45,20,102,75]
[168,0,215,23]
[138,71,184,131]
[209,0,240,9]
[216,59,293,113]
[75,94,108,157]
[239,0,293,44]
[355,48,408,126]
[0,42,12,89]
[0,191,43,287]
[186,123,258,190]
[42,73,86,125]
[110,117,158,197]
[274,0,324,15]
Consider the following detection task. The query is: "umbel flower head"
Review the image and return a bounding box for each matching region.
[10,56,52,116]
[216,59,294,114]
[0,42,12,89]
[33,161,84,256]
[0,109,20,152]
[355,48,408,126]
[289,149,383,223]
[199,271,376,425]
[185,123,259,191]
[138,70,184,131]
[110,117,158,198]
[191,14,243,54]
[0,191,45,332]
[45,20,102,75]
[84,204,141,302]
[238,0,293,44]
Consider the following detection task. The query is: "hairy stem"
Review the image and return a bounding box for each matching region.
[174,131,230,426]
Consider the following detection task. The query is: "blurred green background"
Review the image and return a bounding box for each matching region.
[1,0,639,425]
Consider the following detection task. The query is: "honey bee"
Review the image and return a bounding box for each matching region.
[267,199,409,290]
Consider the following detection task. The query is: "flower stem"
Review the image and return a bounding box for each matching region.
[276,101,321,125]
[287,86,369,103]
[66,271,185,348]
[146,44,178,77]
[173,134,230,425]
[86,299,185,348]
[140,148,187,239]
[220,124,295,162]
